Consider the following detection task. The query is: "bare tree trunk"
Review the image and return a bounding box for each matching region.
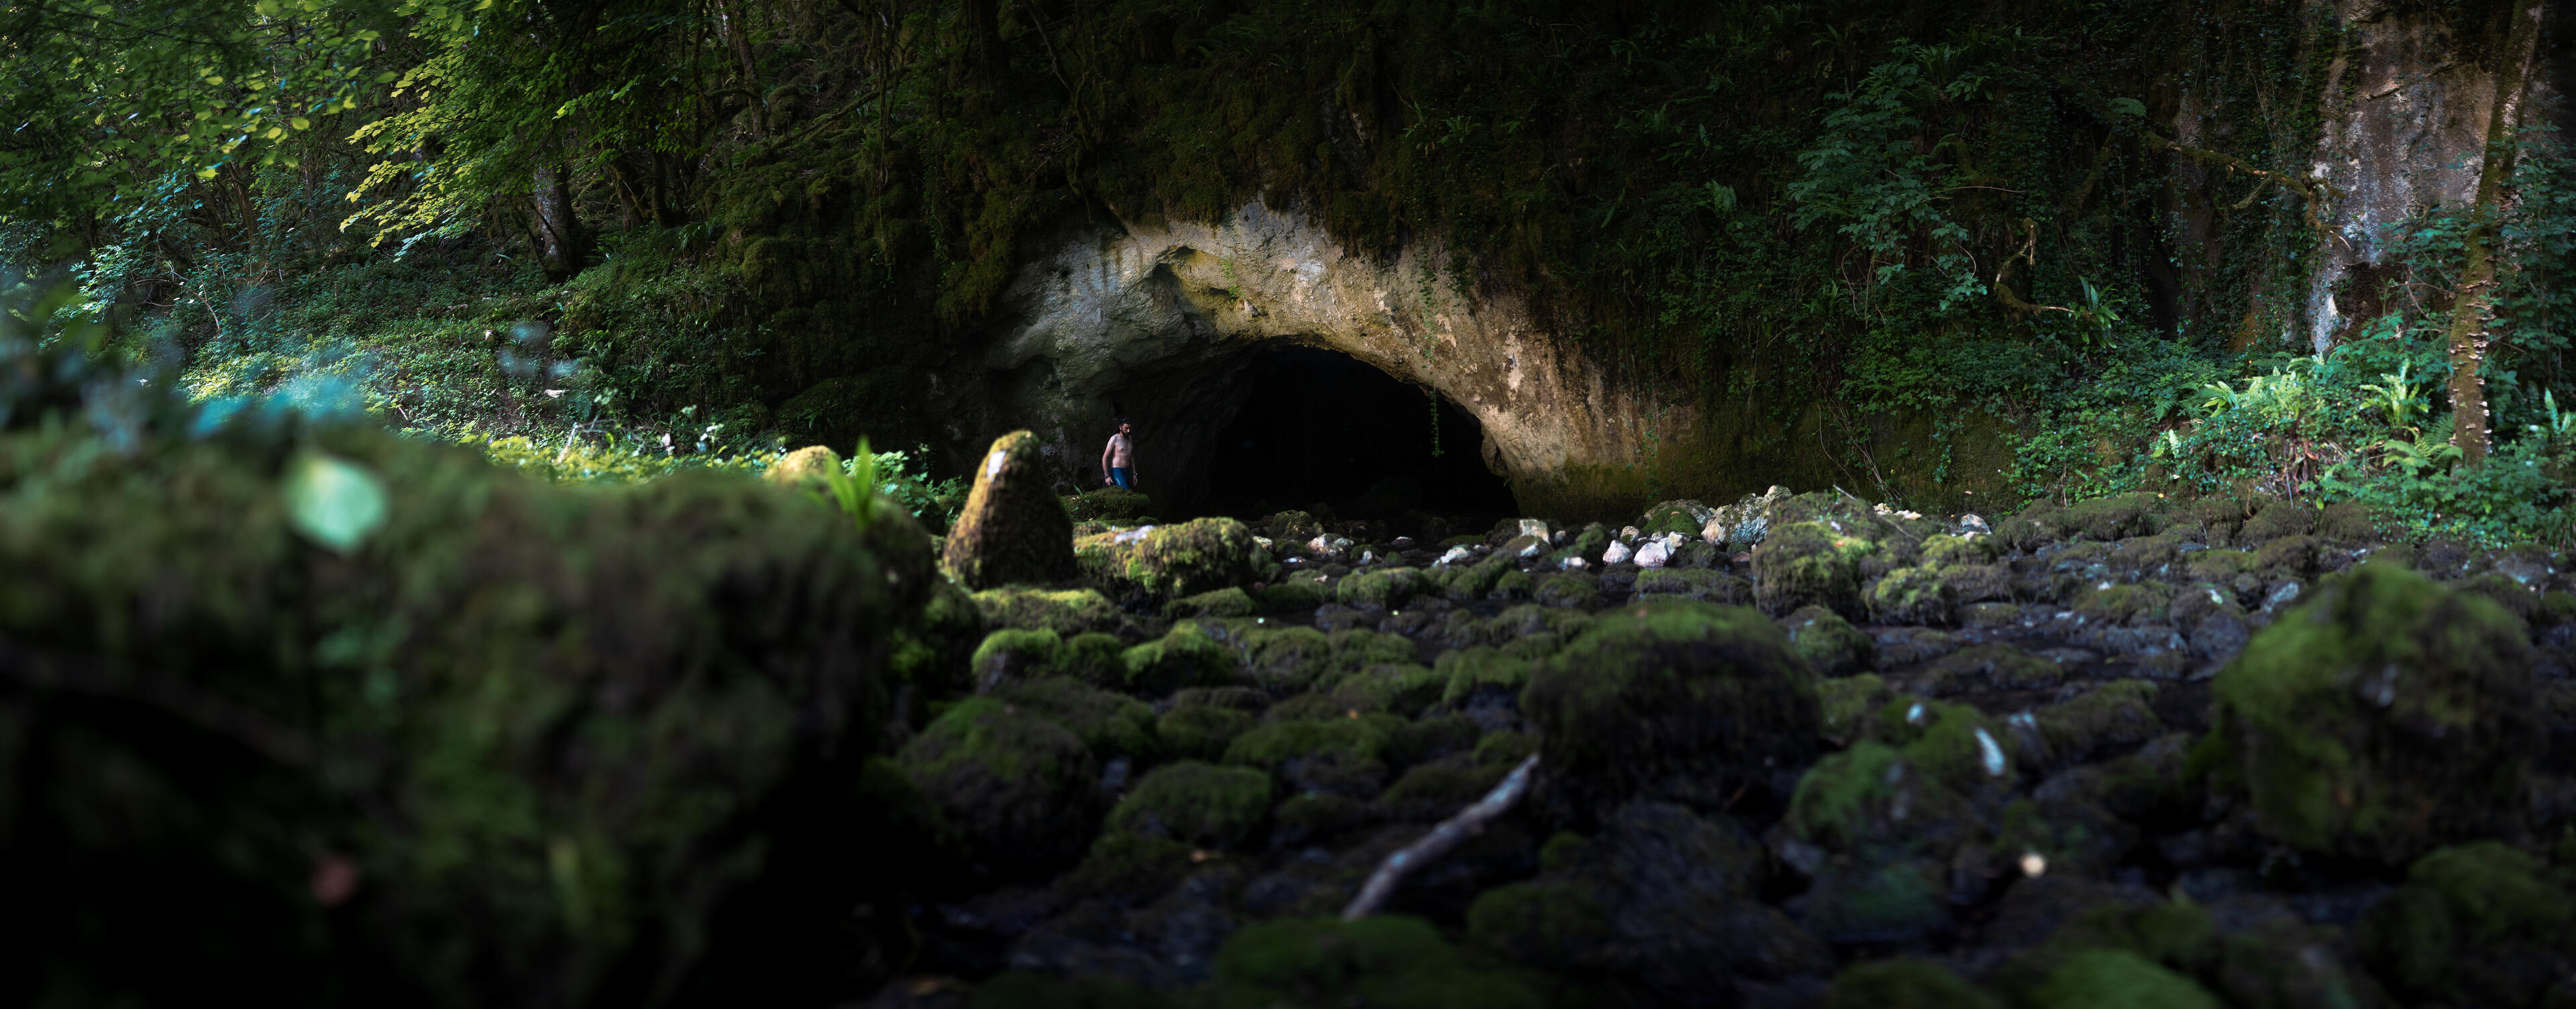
[2446,0,2546,468]
[533,162,590,282]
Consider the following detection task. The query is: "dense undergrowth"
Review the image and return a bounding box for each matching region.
[7,0,2575,542]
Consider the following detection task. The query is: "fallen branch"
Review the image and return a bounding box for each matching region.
[1341,753,1539,921]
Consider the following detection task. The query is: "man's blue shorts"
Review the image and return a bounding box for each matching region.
[1110,467,1134,490]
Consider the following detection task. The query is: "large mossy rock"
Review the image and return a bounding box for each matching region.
[1521,600,1822,822]
[896,696,1104,878]
[1076,517,1267,604]
[2359,841,2576,1006]
[2210,561,2540,865]
[941,429,1078,590]
[1751,521,1877,617]
[0,394,934,1004]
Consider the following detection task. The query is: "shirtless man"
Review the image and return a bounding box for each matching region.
[1100,418,1138,490]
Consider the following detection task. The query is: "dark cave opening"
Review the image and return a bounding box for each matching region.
[1200,346,1517,522]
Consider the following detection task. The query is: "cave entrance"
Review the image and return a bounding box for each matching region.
[1199,346,1515,524]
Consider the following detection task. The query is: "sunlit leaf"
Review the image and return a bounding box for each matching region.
[285,452,389,553]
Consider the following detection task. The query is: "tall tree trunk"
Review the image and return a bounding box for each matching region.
[2446,0,2546,468]
[533,162,590,283]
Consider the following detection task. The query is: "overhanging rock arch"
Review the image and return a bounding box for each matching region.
[974,200,1678,517]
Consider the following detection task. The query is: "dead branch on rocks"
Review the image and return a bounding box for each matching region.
[1341,754,1540,921]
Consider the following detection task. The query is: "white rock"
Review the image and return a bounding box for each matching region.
[1601,540,1633,565]
[1252,535,1274,550]
[1516,538,1548,559]
[1618,526,1641,542]
[1700,517,1729,544]
[1563,556,1590,570]
[1435,545,1474,568]
[1357,550,1376,566]
[1392,536,1415,547]
[1959,513,1990,532]
[1896,510,1922,521]
[1518,518,1551,540]
[1634,539,1671,568]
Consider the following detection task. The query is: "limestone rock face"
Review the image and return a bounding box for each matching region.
[941,429,1077,590]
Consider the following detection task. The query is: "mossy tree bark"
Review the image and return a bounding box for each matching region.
[533,161,591,283]
[2445,0,2547,468]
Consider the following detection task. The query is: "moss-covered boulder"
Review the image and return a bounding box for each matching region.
[1077,517,1267,603]
[2210,562,2540,864]
[1108,760,1274,849]
[941,430,1078,589]
[2359,841,2576,1006]
[1119,620,1239,694]
[897,696,1104,877]
[1753,521,1878,617]
[1522,600,1822,821]
[1784,604,1872,676]
[1063,486,1152,522]
[970,585,1135,637]
[1224,714,1402,796]
[762,443,843,487]
[1335,566,1432,610]
[1208,916,1543,1009]
[2024,950,2220,1009]
[889,573,985,698]
[1156,702,1258,761]
[1165,585,1259,619]
[1870,566,1957,625]
[1002,676,1159,760]
[0,374,937,1004]
[971,627,1066,690]
[1630,567,1751,604]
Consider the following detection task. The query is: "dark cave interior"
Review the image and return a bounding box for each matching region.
[1198,346,1516,522]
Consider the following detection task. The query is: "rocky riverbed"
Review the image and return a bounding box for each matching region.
[882,448,2576,1008]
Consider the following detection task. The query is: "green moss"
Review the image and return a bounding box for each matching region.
[1870,566,1957,625]
[1236,625,1336,692]
[1157,704,1256,761]
[2072,581,2173,625]
[1920,533,2001,569]
[2359,841,2575,1004]
[1474,730,1540,767]
[1489,567,1535,600]
[1121,621,1239,694]
[1376,757,1510,821]
[1063,486,1153,523]
[1631,568,1751,604]
[2212,562,2540,864]
[2183,549,2258,584]
[970,586,1131,637]
[1223,716,1398,796]
[1109,760,1274,849]
[1336,566,1433,610]
[1330,663,1446,717]
[2028,950,2220,1009]
[1076,517,1267,604]
[1167,586,1260,619]
[1818,673,1892,745]
[2034,681,2162,761]
[1260,578,1327,613]
[1437,646,1537,704]
[1522,600,1822,820]
[1463,879,1614,970]
[1439,552,1518,600]
[971,627,1063,689]
[1753,521,1879,617]
[898,696,1102,875]
[1643,500,1714,538]
[2235,498,2314,544]
[1270,793,1374,847]
[1209,916,1543,1009]
[1059,631,1130,684]
[2251,534,2319,581]
[1784,604,1872,676]
[1873,698,2010,792]
[1804,857,1949,943]
[2061,493,2171,541]
[1002,676,1158,761]
[941,430,1078,590]
[1385,714,1483,767]
[1825,959,2002,1009]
